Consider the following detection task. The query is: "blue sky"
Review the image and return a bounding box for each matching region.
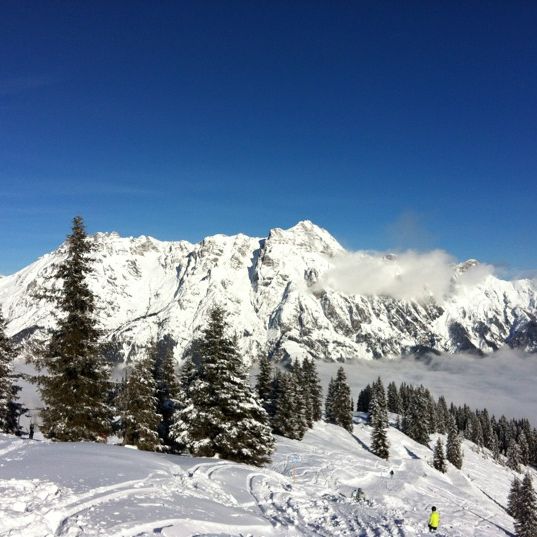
[1,2,536,275]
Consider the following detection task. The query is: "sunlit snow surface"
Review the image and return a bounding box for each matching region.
[0,418,524,536]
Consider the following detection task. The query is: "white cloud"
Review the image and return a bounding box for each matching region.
[317,349,537,424]
[314,249,494,302]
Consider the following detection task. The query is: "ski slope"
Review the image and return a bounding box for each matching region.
[0,418,523,536]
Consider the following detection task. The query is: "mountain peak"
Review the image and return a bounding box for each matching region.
[267,220,344,256]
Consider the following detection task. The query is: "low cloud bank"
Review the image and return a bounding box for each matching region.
[315,250,494,301]
[317,349,537,424]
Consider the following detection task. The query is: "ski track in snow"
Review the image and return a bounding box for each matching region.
[0,419,526,537]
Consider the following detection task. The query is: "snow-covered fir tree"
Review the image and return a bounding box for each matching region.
[509,477,522,519]
[403,385,430,445]
[480,409,495,451]
[302,358,323,423]
[37,216,111,441]
[171,307,274,466]
[519,432,530,466]
[272,370,306,440]
[0,319,26,436]
[435,396,450,435]
[514,473,537,537]
[433,438,447,473]
[507,439,523,472]
[122,350,162,451]
[179,355,198,392]
[325,377,336,422]
[370,377,389,459]
[291,360,310,432]
[446,415,463,469]
[256,355,274,417]
[471,413,485,447]
[425,389,437,434]
[325,367,353,432]
[0,310,16,432]
[357,384,372,412]
[387,381,402,414]
[152,338,183,452]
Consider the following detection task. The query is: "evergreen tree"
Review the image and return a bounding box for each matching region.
[531,430,537,467]
[433,438,447,473]
[519,432,530,466]
[435,396,450,435]
[179,355,198,391]
[357,384,373,412]
[446,415,463,469]
[0,310,16,432]
[256,355,274,417]
[302,358,323,423]
[326,367,353,432]
[514,473,537,537]
[37,216,111,441]
[471,413,485,447]
[325,378,336,422]
[509,477,522,519]
[425,389,437,434]
[171,307,274,466]
[272,371,294,438]
[481,409,495,451]
[122,351,161,451]
[507,439,522,472]
[490,430,501,461]
[403,385,431,445]
[291,360,310,432]
[370,378,389,459]
[272,370,307,440]
[152,338,183,452]
[399,382,411,413]
[387,381,402,414]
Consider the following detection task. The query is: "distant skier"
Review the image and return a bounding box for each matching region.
[428,506,440,532]
[29,423,34,440]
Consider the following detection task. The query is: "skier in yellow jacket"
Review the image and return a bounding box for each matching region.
[428,506,440,532]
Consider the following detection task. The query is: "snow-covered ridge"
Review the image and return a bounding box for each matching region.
[0,220,536,363]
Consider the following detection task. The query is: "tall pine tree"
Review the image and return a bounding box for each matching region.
[122,351,162,451]
[152,338,183,452]
[446,415,463,469]
[403,385,430,445]
[387,381,402,414]
[507,439,523,472]
[37,216,111,441]
[171,307,274,466]
[272,371,306,440]
[0,310,18,433]
[509,477,522,519]
[433,438,447,473]
[0,311,13,429]
[256,355,274,417]
[291,360,310,431]
[326,367,353,432]
[370,378,390,459]
[514,473,537,537]
[302,358,323,423]
[325,378,336,422]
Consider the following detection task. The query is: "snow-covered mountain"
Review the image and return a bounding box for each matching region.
[0,221,536,364]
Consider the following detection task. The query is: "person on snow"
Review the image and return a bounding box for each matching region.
[428,506,440,532]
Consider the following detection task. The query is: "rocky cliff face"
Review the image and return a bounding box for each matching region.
[0,221,536,364]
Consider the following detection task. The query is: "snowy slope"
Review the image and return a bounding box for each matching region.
[0,418,523,536]
[0,221,536,364]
